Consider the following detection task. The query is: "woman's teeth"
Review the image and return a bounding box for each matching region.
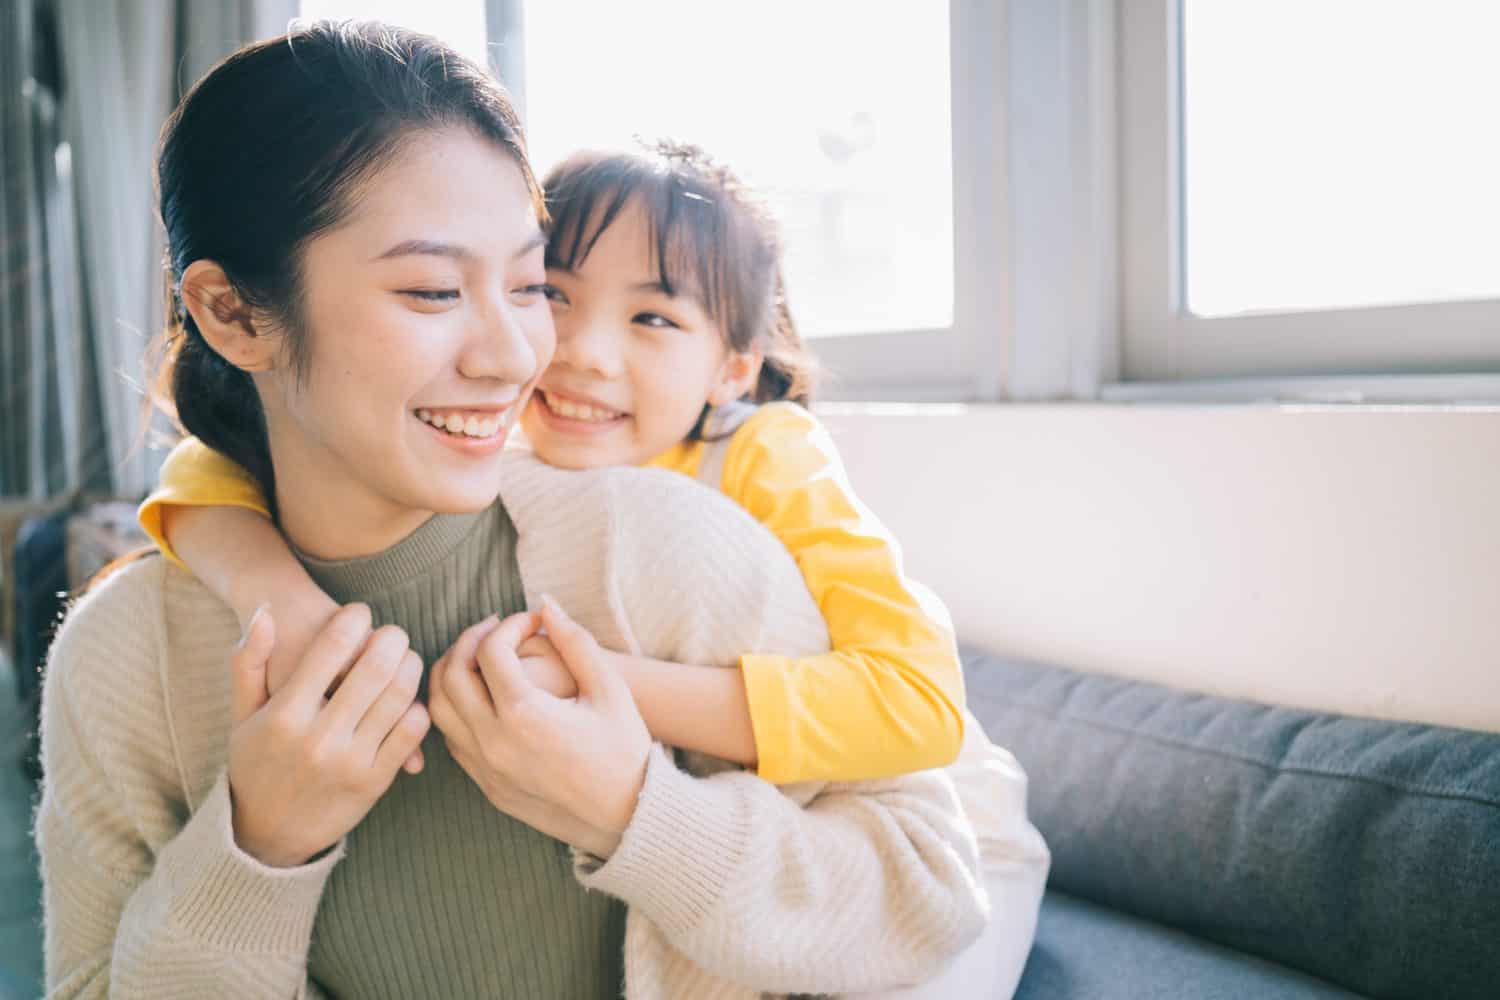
[416,409,505,439]
[542,392,622,423]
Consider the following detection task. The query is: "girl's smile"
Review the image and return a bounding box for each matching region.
[520,197,757,470]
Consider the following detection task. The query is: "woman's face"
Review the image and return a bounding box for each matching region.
[261,127,553,558]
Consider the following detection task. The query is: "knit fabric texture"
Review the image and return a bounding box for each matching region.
[38,453,998,998]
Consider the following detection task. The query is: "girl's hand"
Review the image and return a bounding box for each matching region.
[516,633,579,699]
[227,604,431,868]
[428,596,650,850]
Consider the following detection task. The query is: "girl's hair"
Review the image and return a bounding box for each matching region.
[541,141,818,432]
[152,20,540,508]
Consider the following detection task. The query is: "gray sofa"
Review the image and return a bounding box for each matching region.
[962,649,1500,1000]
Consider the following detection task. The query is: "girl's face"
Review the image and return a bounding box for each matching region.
[261,127,554,558]
[520,198,756,469]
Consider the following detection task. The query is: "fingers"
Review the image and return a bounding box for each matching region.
[426,653,460,737]
[375,702,431,775]
[402,747,425,775]
[442,635,498,730]
[321,625,412,734]
[230,605,275,726]
[475,613,541,706]
[278,603,373,710]
[428,617,500,744]
[352,649,423,755]
[538,595,612,700]
[490,609,544,649]
[446,615,506,676]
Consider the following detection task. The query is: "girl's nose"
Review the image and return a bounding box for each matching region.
[554,313,623,378]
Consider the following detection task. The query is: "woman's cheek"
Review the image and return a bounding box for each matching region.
[527,302,558,372]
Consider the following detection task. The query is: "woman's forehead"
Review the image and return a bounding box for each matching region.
[339,129,541,259]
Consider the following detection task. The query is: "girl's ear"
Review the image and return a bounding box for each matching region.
[709,348,763,407]
[179,260,280,373]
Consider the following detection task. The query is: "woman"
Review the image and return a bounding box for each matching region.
[37,22,993,999]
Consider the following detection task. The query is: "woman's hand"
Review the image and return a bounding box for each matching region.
[258,592,425,775]
[428,596,650,853]
[258,588,340,697]
[227,603,431,868]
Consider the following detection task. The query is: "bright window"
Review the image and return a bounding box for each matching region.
[298,0,488,66]
[1183,0,1500,319]
[1121,0,1500,383]
[522,0,954,339]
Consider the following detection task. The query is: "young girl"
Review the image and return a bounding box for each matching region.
[139,141,1046,992]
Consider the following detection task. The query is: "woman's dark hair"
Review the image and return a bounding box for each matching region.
[153,20,541,508]
[542,141,818,435]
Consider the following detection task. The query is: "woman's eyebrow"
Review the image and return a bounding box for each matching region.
[373,239,473,262]
[372,231,546,262]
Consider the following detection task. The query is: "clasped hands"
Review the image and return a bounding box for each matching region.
[227,594,650,868]
[428,595,652,859]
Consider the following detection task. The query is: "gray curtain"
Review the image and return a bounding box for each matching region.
[1,0,88,501]
[1,0,295,502]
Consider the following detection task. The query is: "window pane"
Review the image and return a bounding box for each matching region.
[1183,0,1500,318]
[522,1,953,337]
[299,0,488,68]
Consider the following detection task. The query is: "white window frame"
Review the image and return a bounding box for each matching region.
[805,0,1008,402]
[491,1,1500,403]
[491,0,1010,403]
[1118,0,1500,390]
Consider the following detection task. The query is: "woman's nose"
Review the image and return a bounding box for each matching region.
[458,297,542,387]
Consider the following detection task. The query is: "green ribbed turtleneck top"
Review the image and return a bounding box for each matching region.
[297,502,625,999]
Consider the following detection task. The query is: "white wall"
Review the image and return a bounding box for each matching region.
[819,404,1500,735]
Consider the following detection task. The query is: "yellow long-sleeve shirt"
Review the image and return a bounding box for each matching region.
[137,402,965,783]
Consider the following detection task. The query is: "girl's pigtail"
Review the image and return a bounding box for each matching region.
[754,266,819,407]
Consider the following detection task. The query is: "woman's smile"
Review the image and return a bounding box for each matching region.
[414,404,518,455]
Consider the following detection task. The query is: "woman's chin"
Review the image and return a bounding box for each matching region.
[418,479,504,515]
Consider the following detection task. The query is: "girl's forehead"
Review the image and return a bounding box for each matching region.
[551,198,709,297]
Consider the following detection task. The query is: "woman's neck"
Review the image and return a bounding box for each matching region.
[269,432,436,563]
[276,483,434,563]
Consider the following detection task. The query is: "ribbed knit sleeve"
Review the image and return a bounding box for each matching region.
[580,746,987,996]
[36,558,338,999]
[499,457,988,996]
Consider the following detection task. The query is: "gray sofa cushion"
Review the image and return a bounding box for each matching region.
[963,649,1500,1000]
[1016,891,1364,1000]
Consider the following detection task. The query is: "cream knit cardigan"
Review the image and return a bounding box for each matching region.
[38,453,996,998]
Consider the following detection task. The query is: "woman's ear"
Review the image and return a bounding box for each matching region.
[179,260,279,372]
[709,348,763,407]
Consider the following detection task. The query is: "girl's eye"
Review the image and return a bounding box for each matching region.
[538,283,566,303]
[633,311,679,330]
[401,288,460,303]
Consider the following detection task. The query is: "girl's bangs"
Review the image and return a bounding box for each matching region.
[544,159,727,323]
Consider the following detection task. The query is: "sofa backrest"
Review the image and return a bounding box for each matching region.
[966,648,1500,1000]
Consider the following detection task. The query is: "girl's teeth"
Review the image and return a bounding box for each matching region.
[444,413,464,433]
[545,393,617,422]
[464,415,481,436]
